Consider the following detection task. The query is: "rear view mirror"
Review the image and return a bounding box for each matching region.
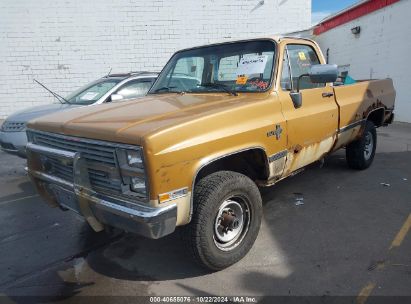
[309,64,338,84]
[110,94,124,102]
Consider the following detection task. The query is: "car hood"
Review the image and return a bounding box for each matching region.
[6,103,81,123]
[27,93,268,146]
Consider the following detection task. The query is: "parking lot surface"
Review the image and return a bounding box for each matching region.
[0,123,410,302]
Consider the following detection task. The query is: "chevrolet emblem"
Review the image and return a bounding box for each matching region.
[267,124,283,140]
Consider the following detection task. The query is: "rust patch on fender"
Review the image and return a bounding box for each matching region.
[284,135,336,175]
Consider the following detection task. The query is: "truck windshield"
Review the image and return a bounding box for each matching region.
[65,78,122,105]
[149,40,276,94]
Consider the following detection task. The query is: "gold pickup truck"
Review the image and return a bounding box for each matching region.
[26,37,395,270]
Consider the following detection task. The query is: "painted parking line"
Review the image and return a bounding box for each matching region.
[356,213,411,303]
[390,213,411,250]
[356,282,376,304]
[0,194,39,206]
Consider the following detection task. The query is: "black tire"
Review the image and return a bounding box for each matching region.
[183,171,262,271]
[346,121,377,170]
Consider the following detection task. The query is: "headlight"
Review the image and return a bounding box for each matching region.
[126,150,143,168]
[116,148,148,199]
[1,121,26,132]
[131,176,146,194]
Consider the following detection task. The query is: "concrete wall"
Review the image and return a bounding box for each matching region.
[315,0,411,123]
[0,0,311,119]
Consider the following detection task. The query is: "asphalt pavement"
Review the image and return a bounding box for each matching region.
[0,123,410,303]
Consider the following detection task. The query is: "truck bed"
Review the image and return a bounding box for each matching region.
[332,78,395,150]
[334,78,395,129]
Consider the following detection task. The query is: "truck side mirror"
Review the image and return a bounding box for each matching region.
[290,91,302,109]
[110,94,124,102]
[309,64,338,84]
[290,64,338,109]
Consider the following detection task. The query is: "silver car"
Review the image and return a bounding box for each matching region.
[0,71,158,157]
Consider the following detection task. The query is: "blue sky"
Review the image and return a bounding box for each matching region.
[312,0,359,25]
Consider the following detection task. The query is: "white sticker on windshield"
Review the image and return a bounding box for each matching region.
[80,92,99,100]
[236,55,268,76]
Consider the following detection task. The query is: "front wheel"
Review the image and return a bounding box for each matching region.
[346,121,377,170]
[183,171,262,271]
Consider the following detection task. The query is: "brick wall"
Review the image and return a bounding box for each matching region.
[0,0,311,118]
[314,0,411,123]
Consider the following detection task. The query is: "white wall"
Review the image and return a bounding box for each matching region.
[0,0,311,119]
[315,0,411,123]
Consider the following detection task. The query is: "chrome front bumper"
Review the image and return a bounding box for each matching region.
[26,142,177,239]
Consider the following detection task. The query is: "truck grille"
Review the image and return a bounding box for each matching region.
[32,131,116,166]
[30,131,123,194]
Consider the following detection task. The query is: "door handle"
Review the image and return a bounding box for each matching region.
[322,92,334,98]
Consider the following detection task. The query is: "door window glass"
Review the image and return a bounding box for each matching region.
[286,44,324,90]
[116,80,154,100]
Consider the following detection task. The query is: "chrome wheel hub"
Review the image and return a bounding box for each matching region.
[213,197,250,251]
[364,131,374,160]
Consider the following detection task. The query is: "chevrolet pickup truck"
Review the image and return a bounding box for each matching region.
[26,37,395,270]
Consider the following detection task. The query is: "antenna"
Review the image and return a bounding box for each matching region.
[33,79,71,104]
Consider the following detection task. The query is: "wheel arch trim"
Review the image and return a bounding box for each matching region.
[365,107,386,127]
[189,146,269,221]
[339,107,387,134]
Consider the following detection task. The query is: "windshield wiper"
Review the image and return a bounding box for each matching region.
[33,79,72,104]
[152,86,178,93]
[199,83,238,96]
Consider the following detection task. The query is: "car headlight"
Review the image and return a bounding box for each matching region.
[126,150,143,168]
[131,176,146,194]
[1,121,26,132]
[116,148,148,199]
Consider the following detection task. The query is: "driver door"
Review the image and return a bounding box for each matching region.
[278,43,338,175]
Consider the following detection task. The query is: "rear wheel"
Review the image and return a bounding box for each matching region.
[346,121,376,170]
[183,171,262,270]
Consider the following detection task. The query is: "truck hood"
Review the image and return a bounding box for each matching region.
[28,93,266,146]
[6,103,81,123]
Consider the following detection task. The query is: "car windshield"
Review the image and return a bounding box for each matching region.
[149,40,276,95]
[65,78,122,105]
